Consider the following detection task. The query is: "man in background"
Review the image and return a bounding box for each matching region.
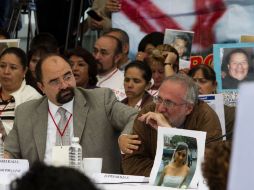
[93,34,126,100]
[104,28,131,71]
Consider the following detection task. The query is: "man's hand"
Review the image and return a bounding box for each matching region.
[118,134,141,154]
[106,0,121,13]
[138,112,172,130]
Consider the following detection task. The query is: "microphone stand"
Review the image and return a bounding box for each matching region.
[206,131,233,145]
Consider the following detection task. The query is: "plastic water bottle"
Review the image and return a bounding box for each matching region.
[69,137,82,170]
[0,133,4,159]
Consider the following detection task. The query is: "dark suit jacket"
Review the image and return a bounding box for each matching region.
[5,87,137,174]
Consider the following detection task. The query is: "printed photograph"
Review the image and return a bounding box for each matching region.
[213,43,254,92]
[163,29,194,61]
[153,135,197,188]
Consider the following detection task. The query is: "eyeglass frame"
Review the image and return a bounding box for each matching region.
[47,72,74,87]
[153,95,187,109]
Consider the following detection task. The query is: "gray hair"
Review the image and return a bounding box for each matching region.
[163,74,199,104]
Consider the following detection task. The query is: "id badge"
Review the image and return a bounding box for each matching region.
[52,146,70,167]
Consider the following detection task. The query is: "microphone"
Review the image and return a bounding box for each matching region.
[206,131,233,144]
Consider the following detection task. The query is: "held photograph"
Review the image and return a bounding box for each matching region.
[163,29,194,61]
[149,128,206,189]
[213,43,254,92]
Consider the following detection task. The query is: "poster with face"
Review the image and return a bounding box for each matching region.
[149,127,206,189]
[213,43,254,106]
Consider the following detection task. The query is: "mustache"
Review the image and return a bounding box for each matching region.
[56,87,75,104]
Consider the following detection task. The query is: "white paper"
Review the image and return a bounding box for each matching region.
[199,94,226,139]
[99,183,195,190]
[228,82,254,190]
[179,59,191,69]
[52,146,70,167]
[149,127,206,189]
[0,159,29,185]
[92,173,148,184]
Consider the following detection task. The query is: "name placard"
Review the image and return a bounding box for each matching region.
[0,159,29,185]
[93,173,149,184]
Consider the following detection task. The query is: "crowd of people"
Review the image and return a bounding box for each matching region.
[0,0,237,190]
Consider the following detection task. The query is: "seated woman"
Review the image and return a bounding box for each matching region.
[0,47,41,137]
[188,64,235,140]
[145,44,179,96]
[121,61,153,110]
[65,47,98,89]
[158,143,190,188]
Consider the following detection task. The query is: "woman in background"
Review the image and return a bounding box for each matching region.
[188,64,235,140]
[122,61,152,110]
[0,47,41,137]
[65,47,98,89]
[145,44,179,96]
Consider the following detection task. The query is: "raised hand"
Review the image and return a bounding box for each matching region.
[138,111,172,130]
[105,0,122,13]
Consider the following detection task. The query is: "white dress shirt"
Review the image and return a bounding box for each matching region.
[44,99,74,164]
[97,68,126,101]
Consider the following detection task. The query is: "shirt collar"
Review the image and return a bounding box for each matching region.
[48,98,74,116]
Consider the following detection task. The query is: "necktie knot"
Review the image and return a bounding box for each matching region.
[58,107,67,117]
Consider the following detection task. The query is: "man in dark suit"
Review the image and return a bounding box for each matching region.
[4,54,137,174]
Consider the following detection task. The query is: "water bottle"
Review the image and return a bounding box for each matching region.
[0,133,4,159]
[69,137,82,170]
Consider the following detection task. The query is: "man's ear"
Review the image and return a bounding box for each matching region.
[185,104,194,115]
[114,53,122,64]
[123,44,129,54]
[37,82,44,94]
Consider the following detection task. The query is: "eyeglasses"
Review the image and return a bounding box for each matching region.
[48,72,74,87]
[153,96,186,108]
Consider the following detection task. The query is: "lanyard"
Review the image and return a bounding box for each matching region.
[48,108,72,137]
